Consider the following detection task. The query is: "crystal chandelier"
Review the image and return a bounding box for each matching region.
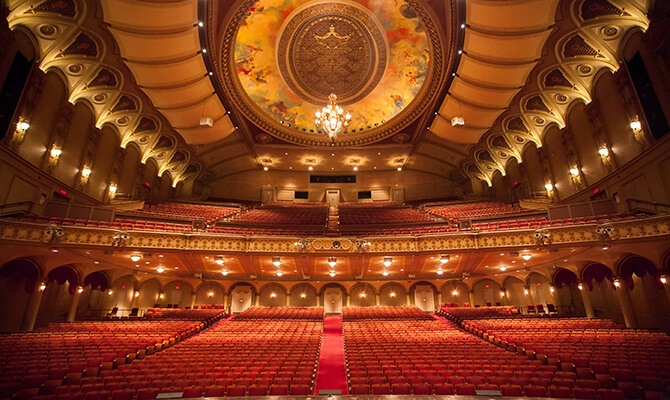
[315,93,351,142]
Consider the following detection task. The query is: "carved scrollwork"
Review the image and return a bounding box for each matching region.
[112,231,130,247]
[595,223,618,240]
[534,229,552,245]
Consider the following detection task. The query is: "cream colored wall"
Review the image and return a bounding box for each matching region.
[207,168,459,203]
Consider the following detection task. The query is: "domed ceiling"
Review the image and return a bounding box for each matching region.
[216,0,447,147]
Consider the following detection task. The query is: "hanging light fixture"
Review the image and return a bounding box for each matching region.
[272,256,281,267]
[440,255,450,264]
[130,255,141,262]
[383,257,393,267]
[328,257,337,268]
[315,93,351,142]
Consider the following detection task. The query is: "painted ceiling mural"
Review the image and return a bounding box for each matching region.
[233,0,432,145]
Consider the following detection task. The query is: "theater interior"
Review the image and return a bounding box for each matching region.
[1,0,670,398]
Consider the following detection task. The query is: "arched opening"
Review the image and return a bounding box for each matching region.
[379,282,406,306]
[258,283,287,307]
[137,278,161,310]
[502,277,526,309]
[51,102,94,187]
[196,282,225,307]
[77,271,110,318]
[117,143,141,199]
[582,263,622,324]
[106,275,138,316]
[439,280,469,307]
[409,281,437,312]
[472,279,502,307]
[526,272,552,311]
[289,283,318,307]
[552,268,583,314]
[88,125,120,201]
[618,255,669,330]
[37,265,79,328]
[0,258,41,332]
[350,283,375,307]
[229,282,256,313]
[491,170,507,200]
[162,281,193,309]
[319,283,346,314]
[506,158,524,201]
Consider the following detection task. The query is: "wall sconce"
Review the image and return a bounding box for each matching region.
[390,292,396,297]
[134,291,139,297]
[270,292,276,298]
[500,291,505,297]
[524,289,529,295]
[50,146,62,160]
[17,121,30,132]
[300,293,306,299]
[569,167,580,177]
[630,118,645,143]
[77,286,84,294]
[159,292,164,299]
[577,283,584,291]
[208,291,214,297]
[360,292,366,298]
[549,286,555,293]
[81,167,92,178]
[544,183,553,192]
[660,275,667,285]
[39,282,46,291]
[613,279,621,288]
[452,290,458,296]
[109,184,117,197]
[108,289,113,296]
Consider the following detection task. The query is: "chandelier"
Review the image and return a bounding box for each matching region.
[315,93,351,142]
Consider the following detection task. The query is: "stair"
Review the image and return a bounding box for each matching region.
[326,204,340,236]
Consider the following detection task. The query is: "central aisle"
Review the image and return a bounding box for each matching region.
[314,315,348,395]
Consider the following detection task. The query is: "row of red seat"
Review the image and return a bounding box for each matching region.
[342,306,434,321]
[457,316,670,399]
[426,201,529,220]
[131,203,239,224]
[339,207,439,225]
[0,311,225,400]
[234,306,324,320]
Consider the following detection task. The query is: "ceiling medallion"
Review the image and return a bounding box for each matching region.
[220,0,448,147]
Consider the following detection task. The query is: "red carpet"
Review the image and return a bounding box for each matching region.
[315,316,348,395]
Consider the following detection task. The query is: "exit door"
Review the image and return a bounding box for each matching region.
[326,190,339,204]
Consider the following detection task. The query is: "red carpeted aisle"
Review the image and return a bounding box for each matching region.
[314,315,348,395]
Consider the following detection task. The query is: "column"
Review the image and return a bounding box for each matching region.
[525,287,534,306]
[346,293,351,306]
[468,290,475,308]
[437,293,443,308]
[579,283,595,318]
[223,294,229,310]
[285,295,291,306]
[131,291,139,309]
[190,293,196,309]
[405,293,411,306]
[375,293,381,306]
[663,281,670,305]
[66,290,82,322]
[615,281,638,329]
[21,287,44,331]
[255,294,261,306]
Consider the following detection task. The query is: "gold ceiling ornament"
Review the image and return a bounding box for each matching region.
[315,93,351,142]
